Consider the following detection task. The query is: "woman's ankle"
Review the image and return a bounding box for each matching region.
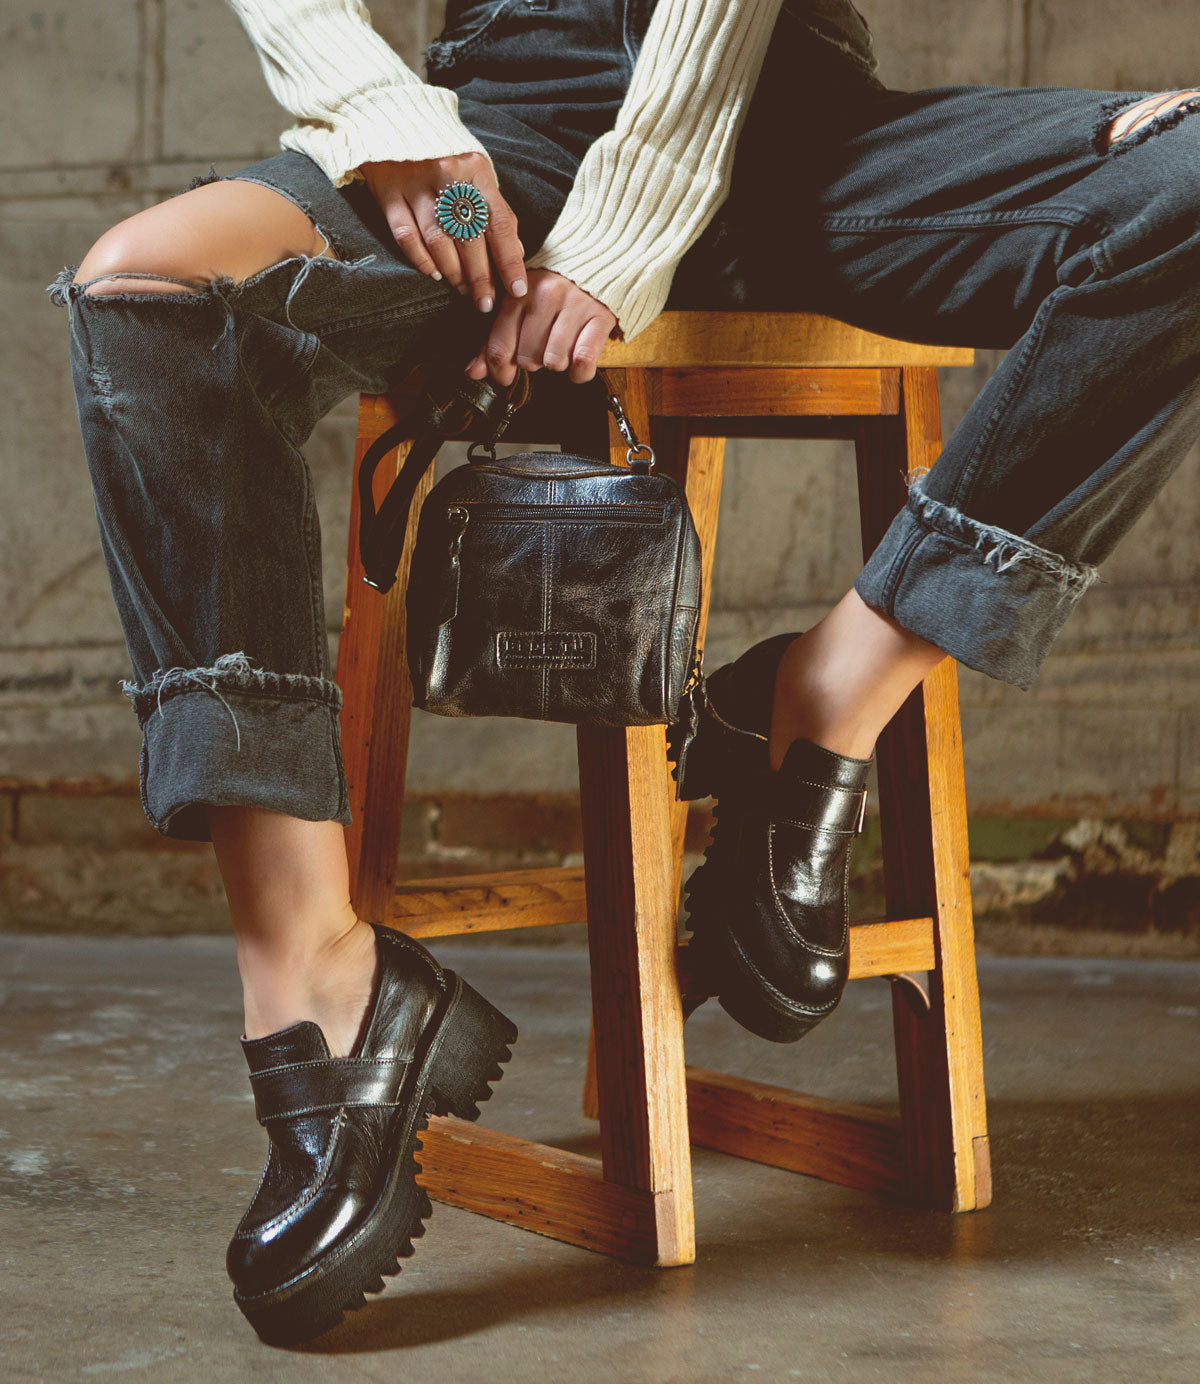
[767,594,944,770]
[769,633,880,766]
[238,913,378,1056]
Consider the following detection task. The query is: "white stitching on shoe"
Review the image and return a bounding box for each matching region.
[231,1108,347,1241]
[766,823,848,958]
[255,1057,406,1075]
[726,924,841,1016]
[789,778,863,793]
[379,926,447,986]
[775,818,857,834]
[706,695,768,743]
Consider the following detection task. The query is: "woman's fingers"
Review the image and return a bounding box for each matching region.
[542,302,592,373]
[360,170,443,282]
[425,179,510,311]
[413,191,496,310]
[470,294,525,385]
[515,296,556,371]
[383,195,442,281]
[481,191,527,298]
[457,235,495,313]
[569,314,614,383]
[541,305,611,382]
[360,157,526,312]
[467,270,617,384]
[411,193,465,290]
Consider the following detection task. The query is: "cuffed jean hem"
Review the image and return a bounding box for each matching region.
[123,654,350,842]
[854,479,1101,690]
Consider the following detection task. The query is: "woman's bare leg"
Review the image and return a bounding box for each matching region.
[768,589,944,769]
[74,178,335,294]
[208,810,376,1057]
[76,180,366,1054]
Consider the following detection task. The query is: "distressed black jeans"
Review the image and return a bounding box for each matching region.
[48,0,1200,838]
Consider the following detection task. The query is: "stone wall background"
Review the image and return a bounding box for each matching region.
[1,1,1197,936]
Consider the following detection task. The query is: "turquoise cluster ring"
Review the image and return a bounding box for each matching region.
[434,181,490,242]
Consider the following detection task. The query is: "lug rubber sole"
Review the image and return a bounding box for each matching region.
[235,973,516,1346]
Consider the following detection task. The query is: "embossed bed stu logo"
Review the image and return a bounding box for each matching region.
[496,631,597,670]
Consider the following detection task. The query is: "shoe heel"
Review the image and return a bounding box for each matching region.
[427,975,518,1121]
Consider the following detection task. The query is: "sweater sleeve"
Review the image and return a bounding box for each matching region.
[528,0,783,340]
[226,0,494,187]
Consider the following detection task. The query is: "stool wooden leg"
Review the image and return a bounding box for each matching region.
[856,367,991,1212]
[577,723,695,1265]
[336,394,432,924]
[580,417,726,1120]
[577,367,694,1264]
[653,418,727,902]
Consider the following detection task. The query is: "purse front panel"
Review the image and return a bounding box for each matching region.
[406,456,696,724]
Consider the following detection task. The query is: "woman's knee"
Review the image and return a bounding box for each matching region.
[75,216,200,297]
[74,179,333,297]
[1106,88,1200,149]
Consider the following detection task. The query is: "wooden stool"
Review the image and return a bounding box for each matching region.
[335,311,991,1268]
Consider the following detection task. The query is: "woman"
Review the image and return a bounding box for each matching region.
[50,0,1200,1345]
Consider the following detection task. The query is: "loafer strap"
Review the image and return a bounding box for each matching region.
[249,1056,410,1124]
[763,776,868,835]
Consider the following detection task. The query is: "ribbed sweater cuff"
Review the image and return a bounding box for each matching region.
[529,147,725,340]
[280,85,495,188]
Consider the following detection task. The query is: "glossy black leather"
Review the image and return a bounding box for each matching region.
[226,926,445,1301]
[675,634,871,1042]
[710,739,869,1024]
[247,1054,410,1124]
[406,450,702,725]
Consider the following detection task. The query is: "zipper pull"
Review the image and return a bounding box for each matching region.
[440,506,469,625]
[447,505,469,557]
[671,648,706,798]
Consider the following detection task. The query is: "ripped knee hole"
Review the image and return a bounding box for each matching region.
[1106,89,1200,149]
[74,233,339,299]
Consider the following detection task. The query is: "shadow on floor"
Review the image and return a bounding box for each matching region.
[296,1090,1200,1355]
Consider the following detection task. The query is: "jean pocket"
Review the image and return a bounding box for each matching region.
[426,0,552,75]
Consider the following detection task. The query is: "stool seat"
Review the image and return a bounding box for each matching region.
[601,310,975,369]
[336,311,991,1268]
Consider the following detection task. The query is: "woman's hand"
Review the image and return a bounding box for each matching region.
[466,269,617,385]
[359,153,526,312]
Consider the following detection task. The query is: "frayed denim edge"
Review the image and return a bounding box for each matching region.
[47,265,223,307]
[121,651,343,750]
[906,477,1100,600]
[184,163,222,193]
[1096,91,1200,157]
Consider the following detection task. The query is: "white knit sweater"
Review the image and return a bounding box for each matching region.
[228,0,783,338]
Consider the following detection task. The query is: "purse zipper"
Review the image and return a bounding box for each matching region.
[439,505,471,624]
[681,646,704,698]
[450,501,666,525]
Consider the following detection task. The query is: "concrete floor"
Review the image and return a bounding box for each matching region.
[1,938,1197,1383]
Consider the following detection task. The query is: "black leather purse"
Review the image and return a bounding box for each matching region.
[357,372,702,727]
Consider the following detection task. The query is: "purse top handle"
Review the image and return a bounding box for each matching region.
[357,370,654,594]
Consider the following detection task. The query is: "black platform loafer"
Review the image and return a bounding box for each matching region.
[669,634,871,1043]
[227,924,516,1346]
